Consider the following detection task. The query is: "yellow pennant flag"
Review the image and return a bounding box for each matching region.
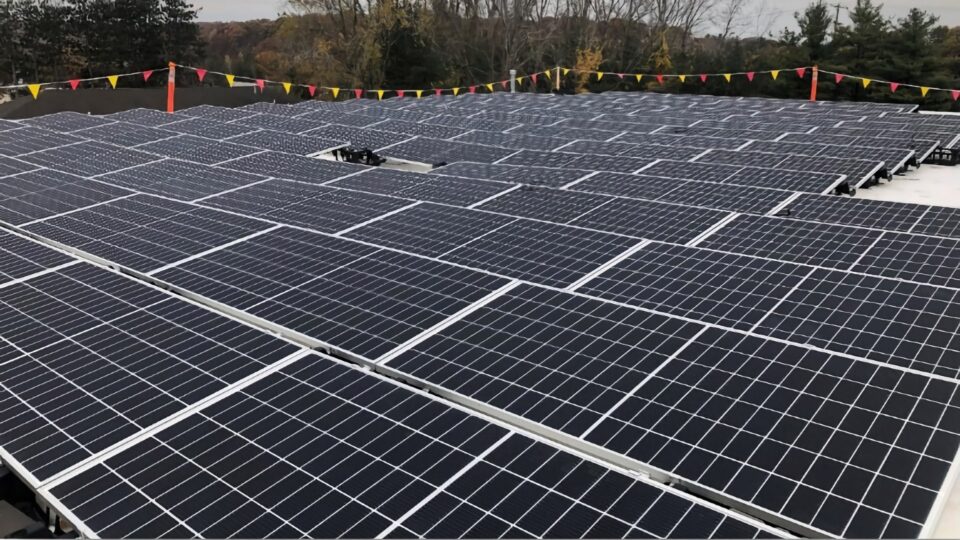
[415,89,423,98]
[225,74,235,87]
[331,87,340,98]
[485,83,494,92]
[678,75,686,83]
[544,70,551,79]
[452,87,460,96]
[771,70,780,80]
[376,89,384,100]
[921,87,931,97]
[516,76,524,85]
[596,72,604,81]
[107,75,119,89]
[862,78,872,88]
[723,74,732,83]
[28,84,41,99]
[635,74,642,82]
[562,68,570,76]
[283,82,292,94]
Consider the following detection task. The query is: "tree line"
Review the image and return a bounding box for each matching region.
[3,0,959,109]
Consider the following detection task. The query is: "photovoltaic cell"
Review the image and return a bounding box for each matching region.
[226,130,345,156]
[476,187,611,223]
[18,141,160,177]
[22,111,115,133]
[585,327,960,538]
[0,128,85,157]
[697,215,886,269]
[0,169,134,225]
[96,159,268,201]
[73,123,179,147]
[0,231,75,283]
[851,233,960,288]
[163,118,258,139]
[572,198,730,244]
[0,156,42,177]
[219,151,363,183]
[787,195,928,233]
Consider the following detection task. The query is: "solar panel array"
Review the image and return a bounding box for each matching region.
[1,90,960,539]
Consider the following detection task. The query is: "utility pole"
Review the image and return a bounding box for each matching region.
[830,2,842,36]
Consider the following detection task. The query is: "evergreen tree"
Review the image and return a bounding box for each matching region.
[795,1,832,61]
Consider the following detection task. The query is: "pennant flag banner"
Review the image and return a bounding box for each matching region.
[196,68,207,82]
[562,68,570,76]
[953,90,960,101]
[796,67,807,78]
[656,74,664,85]
[143,70,153,82]
[396,90,405,98]
[531,73,538,84]
[331,87,340,98]
[771,70,780,80]
[500,80,508,89]
[700,74,708,83]
[283,82,292,94]
[516,77,524,85]
[69,79,80,90]
[746,72,755,82]
[107,75,119,89]
[921,87,930,97]
[376,89,384,100]
[256,79,265,91]
[596,72,604,81]
[544,70,551,79]
[635,74,642,83]
[485,83,494,92]
[28,84,41,99]
[678,75,686,83]
[452,87,461,96]
[435,88,442,96]
[723,74,732,83]
[225,74,235,87]
[862,78,871,88]
[416,89,424,98]
[468,86,476,94]
[353,88,362,99]
[890,82,899,93]
[617,73,624,79]
[834,73,844,84]
[308,85,316,97]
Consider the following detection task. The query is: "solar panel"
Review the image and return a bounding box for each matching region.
[0,156,41,177]
[753,268,960,378]
[0,230,76,283]
[18,141,160,177]
[0,128,86,157]
[73,122,179,147]
[200,179,412,233]
[913,206,960,239]
[24,195,275,272]
[305,124,410,151]
[96,159,269,201]
[330,168,513,206]
[219,151,363,183]
[572,198,731,244]
[381,138,515,165]
[851,232,960,288]
[431,162,591,188]
[697,214,886,269]
[45,354,769,539]
[477,187,611,222]
[137,134,262,165]
[583,327,960,538]
[0,262,302,483]
[22,111,115,132]
[230,113,324,134]
[374,118,471,139]
[155,227,510,359]
[787,194,928,232]
[163,118,258,139]
[568,172,680,200]
[642,161,741,183]
[106,108,187,126]
[0,169,134,225]
[578,243,812,329]
[226,130,345,156]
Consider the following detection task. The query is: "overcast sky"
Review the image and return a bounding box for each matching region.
[193,0,960,31]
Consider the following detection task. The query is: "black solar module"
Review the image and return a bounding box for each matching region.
[0,169,134,225]
[230,113,324,134]
[137,134,261,165]
[583,327,960,538]
[73,123,179,147]
[96,159,268,201]
[218,151,364,183]
[477,187,612,223]
[381,138,516,164]
[18,141,160,177]
[0,230,75,282]
[24,195,274,272]
[431,162,592,188]
[22,111,115,132]
[305,124,410,151]
[0,263,301,482]
[45,355,768,539]
[0,128,86,157]
[0,156,42,177]
[106,107,186,126]
[226,130,345,156]
[851,233,960,288]
[201,179,413,233]
[697,214,886,269]
[571,198,731,244]
[788,194,929,232]
[331,168,513,206]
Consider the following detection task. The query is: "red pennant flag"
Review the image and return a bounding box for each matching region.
[700,74,708,83]
[196,68,207,82]
[746,72,755,82]
[500,80,508,89]
[142,70,153,82]
[618,73,624,79]
[531,73,538,84]
[835,73,844,84]
[353,88,363,99]
[890,82,899,93]
[434,88,442,96]
[468,86,476,94]
[69,79,80,90]
[396,90,405,98]
[953,90,960,101]
[308,85,316,97]
[796,67,806,79]
[256,79,265,91]
[656,74,664,84]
